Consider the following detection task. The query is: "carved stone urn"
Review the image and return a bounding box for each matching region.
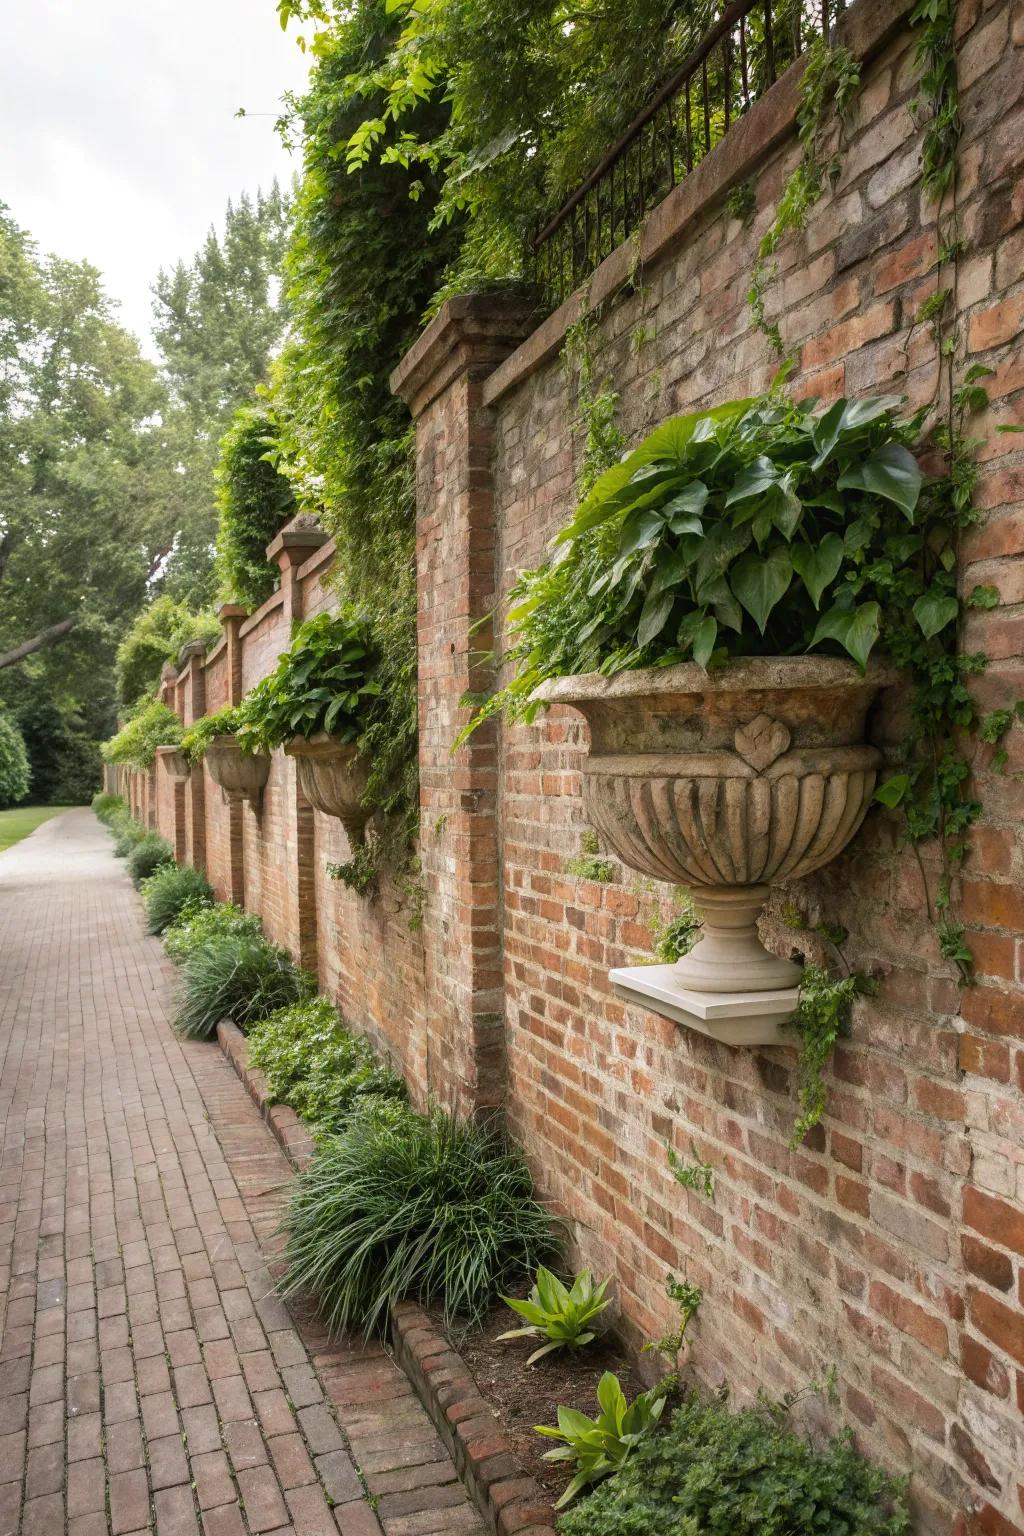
[534,658,893,1042]
[155,745,190,782]
[283,733,370,846]
[204,735,270,810]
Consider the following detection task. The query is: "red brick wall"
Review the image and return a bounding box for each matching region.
[463,5,1024,1532]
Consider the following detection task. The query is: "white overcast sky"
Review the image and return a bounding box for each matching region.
[0,0,312,357]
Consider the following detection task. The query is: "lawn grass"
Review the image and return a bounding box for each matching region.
[0,806,73,854]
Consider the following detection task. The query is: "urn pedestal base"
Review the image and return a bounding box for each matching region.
[609,965,798,1046]
[673,884,801,993]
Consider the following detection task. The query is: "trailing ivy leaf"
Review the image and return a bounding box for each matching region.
[791,533,844,609]
[913,589,959,639]
[677,610,717,667]
[967,584,999,609]
[695,522,752,596]
[638,588,675,646]
[618,507,667,557]
[874,774,910,808]
[729,547,793,634]
[647,542,698,600]
[837,443,922,520]
[662,481,709,526]
[811,600,881,668]
[810,395,904,467]
[698,576,744,633]
[724,456,784,505]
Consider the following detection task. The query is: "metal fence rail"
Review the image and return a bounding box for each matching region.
[532,0,841,309]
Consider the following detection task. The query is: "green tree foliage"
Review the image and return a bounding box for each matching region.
[0,710,30,808]
[214,403,295,610]
[115,596,221,708]
[272,3,463,838]
[276,0,805,296]
[152,187,292,605]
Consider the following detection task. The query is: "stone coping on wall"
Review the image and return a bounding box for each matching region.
[215,1019,557,1536]
[461,0,912,409]
[239,586,286,641]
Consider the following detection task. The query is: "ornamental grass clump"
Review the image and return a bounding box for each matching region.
[175,933,314,1040]
[247,996,405,1133]
[556,1389,909,1535]
[140,862,214,935]
[164,899,263,962]
[126,833,175,887]
[281,1108,558,1335]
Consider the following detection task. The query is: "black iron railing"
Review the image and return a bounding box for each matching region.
[532,0,842,309]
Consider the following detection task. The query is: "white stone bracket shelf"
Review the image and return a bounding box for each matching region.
[609,964,798,1047]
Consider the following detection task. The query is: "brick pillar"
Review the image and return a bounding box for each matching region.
[392,294,535,1116]
[266,518,329,974]
[267,516,329,630]
[216,604,248,904]
[179,641,208,875]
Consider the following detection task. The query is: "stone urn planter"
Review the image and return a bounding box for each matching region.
[283,732,370,846]
[155,745,190,782]
[204,735,270,810]
[534,657,893,1045]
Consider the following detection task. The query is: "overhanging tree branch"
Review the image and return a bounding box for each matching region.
[0,615,79,672]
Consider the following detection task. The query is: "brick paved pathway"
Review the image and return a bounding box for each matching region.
[0,810,488,1536]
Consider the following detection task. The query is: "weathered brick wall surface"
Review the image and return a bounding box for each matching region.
[466,4,1023,1532]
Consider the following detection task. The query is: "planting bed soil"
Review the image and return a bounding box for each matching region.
[431,1298,647,1495]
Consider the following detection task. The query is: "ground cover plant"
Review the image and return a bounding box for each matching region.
[246,996,404,1134]
[175,931,314,1040]
[140,862,214,935]
[163,899,263,962]
[556,1388,909,1534]
[126,833,174,887]
[282,1107,557,1335]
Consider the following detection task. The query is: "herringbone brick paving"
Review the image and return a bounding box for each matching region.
[0,809,487,1536]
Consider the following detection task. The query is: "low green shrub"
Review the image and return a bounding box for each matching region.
[91,791,126,825]
[110,813,149,858]
[282,1108,557,1335]
[164,899,263,962]
[0,711,30,808]
[247,996,405,1132]
[126,833,174,887]
[141,862,214,935]
[557,1391,910,1536]
[175,933,314,1040]
[539,1371,669,1509]
[498,1266,611,1365]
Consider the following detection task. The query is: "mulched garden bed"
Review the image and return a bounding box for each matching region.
[430,1298,646,1496]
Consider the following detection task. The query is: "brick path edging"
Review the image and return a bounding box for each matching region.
[215,1020,558,1536]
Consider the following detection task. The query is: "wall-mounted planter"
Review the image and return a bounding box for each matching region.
[535,657,894,1045]
[283,732,369,846]
[205,735,270,811]
[155,745,190,782]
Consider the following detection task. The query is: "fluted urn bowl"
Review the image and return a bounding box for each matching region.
[534,657,894,994]
[205,735,270,809]
[283,732,369,846]
[156,745,190,782]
